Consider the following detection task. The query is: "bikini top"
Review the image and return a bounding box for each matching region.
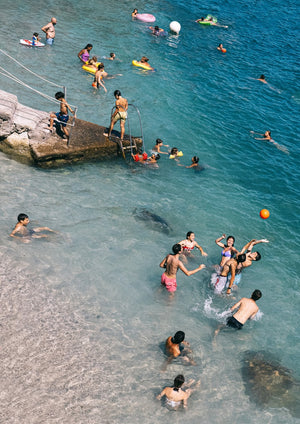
[222,249,231,257]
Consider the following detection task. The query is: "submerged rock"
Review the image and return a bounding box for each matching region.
[133,208,172,235]
[242,350,300,418]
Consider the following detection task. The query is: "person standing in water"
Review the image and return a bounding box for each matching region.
[157,375,200,409]
[77,44,93,63]
[179,231,208,258]
[41,17,56,45]
[104,90,128,141]
[214,290,262,336]
[159,243,205,294]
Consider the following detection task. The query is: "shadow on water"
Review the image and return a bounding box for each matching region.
[241,350,300,418]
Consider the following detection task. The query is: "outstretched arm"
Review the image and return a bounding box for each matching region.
[195,241,207,256]
[240,239,269,253]
[178,261,205,276]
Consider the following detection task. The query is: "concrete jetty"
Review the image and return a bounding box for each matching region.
[0,90,142,167]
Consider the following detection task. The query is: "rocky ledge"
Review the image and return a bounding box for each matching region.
[0,90,142,168]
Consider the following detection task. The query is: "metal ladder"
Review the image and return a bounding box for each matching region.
[108,104,145,159]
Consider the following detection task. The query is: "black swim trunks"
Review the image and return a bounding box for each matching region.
[226,316,243,330]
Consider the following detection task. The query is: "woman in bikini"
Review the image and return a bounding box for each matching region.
[215,234,238,270]
[157,375,200,410]
[179,231,207,262]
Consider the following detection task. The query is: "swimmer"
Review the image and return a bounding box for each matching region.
[250,130,289,154]
[159,243,205,295]
[215,234,238,269]
[32,32,41,45]
[213,253,246,294]
[137,56,154,70]
[157,375,201,409]
[152,138,169,154]
[87,56,98,68]
[169,147,183,162]
[257,74,267,84]
[147,153,160,166]
[78,44,93,63]
[179,231,208,257]
[214,290,262,337]
[10,213,55,242]
[96,62,122,79]
[93,64,107,92]
[131,150,148,162]
[217,43,226,52]
[162,331,196,371]
[131,8,138,18]
[149,25,165,35]
[185,156,204,169]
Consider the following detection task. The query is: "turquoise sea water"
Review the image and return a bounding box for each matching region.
[0,0,299,422]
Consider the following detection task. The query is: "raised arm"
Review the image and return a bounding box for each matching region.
[240,239,269,253]
[178,261,205,276]
[215,234,226,248]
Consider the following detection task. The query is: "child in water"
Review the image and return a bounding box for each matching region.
[32,32,41,44]
[152,138,169,154]
[10,213,56,242]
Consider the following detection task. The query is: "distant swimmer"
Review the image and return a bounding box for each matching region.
[49,92,75,142]
[217,43,226,53]
[137,56,154,70]
[160,243,205,294]
[215,234,238,270]
[185,156,204,170]
[41,17,56,45]
[149,25,165,35]
[10,213,56,242]
[131,8,138,18]
[104,90,128,141]
[179,231,208,258]
[214,290,262,337]
[93,64,107,92]
[147,153,160,166]
[250,130,289,154]
[77,44,93,63]
[152,138,169,154]
[257,74,267,84]
[157,375,201,410]
[162,331,196,371]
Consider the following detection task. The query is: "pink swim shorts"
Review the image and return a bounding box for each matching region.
[161,273,177,292]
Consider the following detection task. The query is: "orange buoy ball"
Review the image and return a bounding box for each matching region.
[260,209,270,219]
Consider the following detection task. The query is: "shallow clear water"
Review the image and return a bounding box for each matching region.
[0,0,299,422]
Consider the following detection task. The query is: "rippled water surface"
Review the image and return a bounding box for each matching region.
[0,0,299,422]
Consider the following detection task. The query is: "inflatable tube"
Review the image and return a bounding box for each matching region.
[198,15,217,25]
[20,39,45,47]
[169,151,183,159]
[82,62,101,75]
[218,47,226,53]
[132,60,153,70]
[136,13,156,23]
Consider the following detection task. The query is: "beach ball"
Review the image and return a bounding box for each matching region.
[170,21,181,34]
[260,209,270,219]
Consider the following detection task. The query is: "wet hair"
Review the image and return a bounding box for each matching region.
[226,235,235,246]
[172,243,182,255]
[114,90,121,97]
[156,138,163,145]
[141,56,149,62]
[171,147,178,155]
[259,74,265,80]
[236,253,246,263]
[172,331,185,344]
[85,44,93,49]
[192,156,199,163]
[110,52,115,57]
[251,289,262,301]
[18,213,28,222]
[186,231,194,239]
[154,26,159,31]
[254,252,261,261]
[173,375,185,391]
[55,91,65,100]
[132,8,138,13]
[155,154,160,161]
[33,32,39,37]
[97,63,104,70]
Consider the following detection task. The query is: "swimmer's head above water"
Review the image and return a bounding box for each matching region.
[171,331,185,344]
[251,289,262,301]
[156,138,163,145]
[172,243,182,255]
[192,156,199,164]
[173,375,185,391]
[18,213,29,224]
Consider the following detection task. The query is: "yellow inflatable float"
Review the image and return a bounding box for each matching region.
[82,62,100,75]
[132,60,153,70]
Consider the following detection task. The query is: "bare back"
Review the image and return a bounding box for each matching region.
[233,298,259,324]
[164,255,181,277]
[116,96,128,112]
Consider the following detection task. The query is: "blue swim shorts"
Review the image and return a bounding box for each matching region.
[55,113,69,127]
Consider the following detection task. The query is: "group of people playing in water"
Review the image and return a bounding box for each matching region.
[156,232,268,407]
